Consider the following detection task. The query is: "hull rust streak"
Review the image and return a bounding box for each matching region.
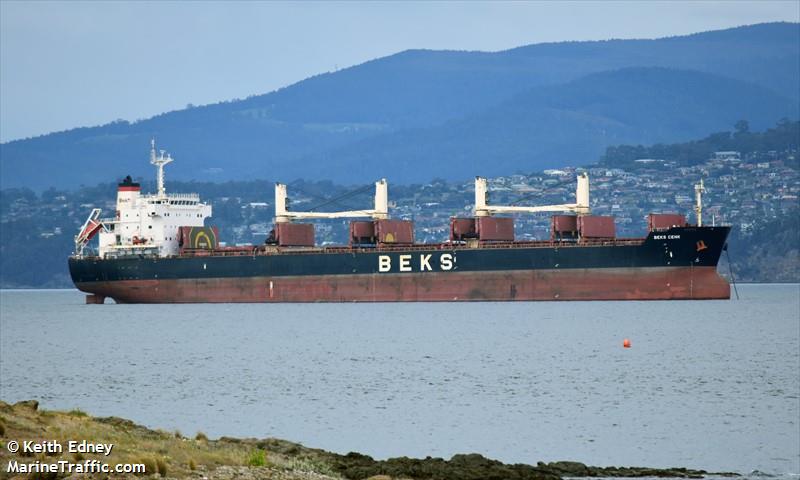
[74,267,730,303]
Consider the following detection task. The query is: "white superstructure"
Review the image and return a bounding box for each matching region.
[75,141,211,258]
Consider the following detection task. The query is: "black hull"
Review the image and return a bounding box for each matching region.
[69,226,731,303]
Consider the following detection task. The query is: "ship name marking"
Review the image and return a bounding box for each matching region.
[378,253,455,273]
[653,234,681,240]
[399,255,412,272]
[420,254,432,271]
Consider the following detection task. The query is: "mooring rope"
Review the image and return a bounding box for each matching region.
[724,245,740,300]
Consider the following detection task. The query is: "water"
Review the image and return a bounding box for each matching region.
[1,285,798,476]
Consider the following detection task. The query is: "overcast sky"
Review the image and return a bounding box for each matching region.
[1,0,798,142]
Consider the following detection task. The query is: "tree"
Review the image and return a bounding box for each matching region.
[734,120,750,136]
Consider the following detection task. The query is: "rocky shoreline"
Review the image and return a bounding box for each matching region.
[0,400,738,480]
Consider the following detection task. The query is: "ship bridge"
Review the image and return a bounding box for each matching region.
[75,141,212,258]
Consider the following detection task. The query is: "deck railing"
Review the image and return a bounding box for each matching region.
[175,237,648,258]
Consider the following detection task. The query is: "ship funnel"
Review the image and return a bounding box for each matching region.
[576,172,590,215]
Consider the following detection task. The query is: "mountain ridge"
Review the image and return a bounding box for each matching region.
[301,66,797,183]
[1,22,798,190]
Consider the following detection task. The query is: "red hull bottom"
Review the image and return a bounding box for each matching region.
[76,267,730,303]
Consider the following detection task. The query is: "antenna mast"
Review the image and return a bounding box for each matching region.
[150,139,173,197]
[694,179,705,227]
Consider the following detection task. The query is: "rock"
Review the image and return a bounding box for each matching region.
[323,451,560,480]
[14,399,39,411]
[536,462,716,478]
[539,461,592,476]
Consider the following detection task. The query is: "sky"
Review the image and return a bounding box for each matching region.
[1,0,798,143]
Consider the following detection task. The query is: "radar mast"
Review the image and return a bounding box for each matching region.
[150,139,173,198]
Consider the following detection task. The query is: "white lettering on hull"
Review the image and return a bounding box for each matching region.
[440,253,454,271]
[378,255,392,272]
[420,254,432,271]
[377,253,456,273]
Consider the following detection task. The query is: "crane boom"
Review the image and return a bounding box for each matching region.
[275,179,389,223]
[475,173,590,216]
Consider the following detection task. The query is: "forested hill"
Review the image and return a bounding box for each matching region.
[600,119,800,169]
[306,68,796,183]
[1,22,798,190]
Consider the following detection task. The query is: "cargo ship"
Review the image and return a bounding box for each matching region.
[69,142,731,303]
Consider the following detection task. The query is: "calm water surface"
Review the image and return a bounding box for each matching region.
[1,285,798,476]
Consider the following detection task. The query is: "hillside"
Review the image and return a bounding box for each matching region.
[1,22,798,190]
[722,213,800,283]
[310,67,797,183]
[1,121,797,288]
[600,118,800,168]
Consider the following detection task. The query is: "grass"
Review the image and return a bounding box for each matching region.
[0,399,720,480]
[137,457,157,476]
[0,400,341,479]
[156,457,168,476]
[248,449,267,467]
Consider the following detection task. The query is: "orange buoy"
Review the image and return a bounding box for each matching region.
[623,338,631,348]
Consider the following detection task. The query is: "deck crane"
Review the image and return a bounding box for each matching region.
[474,173,591,216]
[274,179,389,223]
